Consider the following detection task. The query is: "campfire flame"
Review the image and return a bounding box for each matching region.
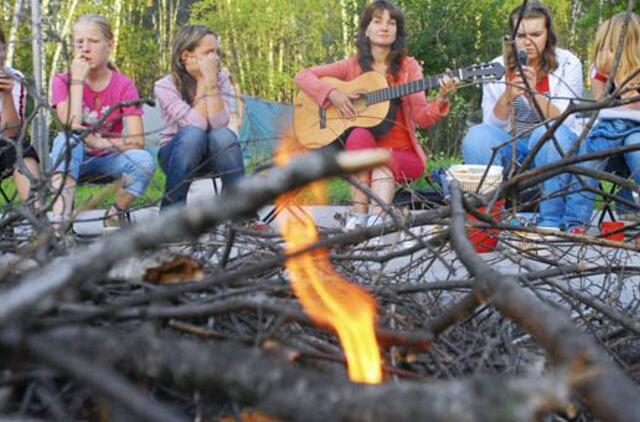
[274,137,383,384]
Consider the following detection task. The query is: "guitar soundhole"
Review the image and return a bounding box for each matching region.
[353,97,367,112]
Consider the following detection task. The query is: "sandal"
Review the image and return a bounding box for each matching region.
[103,204,131,231]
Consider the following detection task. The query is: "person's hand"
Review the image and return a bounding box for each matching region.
[436,71,459,105]
[0,69,14,93]
[507,65,537,100]
[198,51,219,84]
[328,89,360,119]
[70,55,90,83]
[85,133,115,151]
[184,56,202,79]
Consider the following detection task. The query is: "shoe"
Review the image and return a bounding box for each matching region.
[49,214,71,235]
[103,205,131,233]
[363,214,398,249]
[343,212,368,231]
[245,219,272,232]
[567,226,586,235]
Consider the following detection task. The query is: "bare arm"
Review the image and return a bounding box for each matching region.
[193,76,225,121]
[591,78,607,101]
[85,115,144,152]
[0,71,20,137]
[192,52,225,122]
[56,57,90,129]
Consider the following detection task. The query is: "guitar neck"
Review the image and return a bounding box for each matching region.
[365,69,463,105]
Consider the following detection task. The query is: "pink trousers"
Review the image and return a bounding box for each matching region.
[344,128,425,183]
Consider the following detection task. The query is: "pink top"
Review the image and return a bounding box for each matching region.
[154,70,233,146]
[52,71,143,140]
[294,56,449,166]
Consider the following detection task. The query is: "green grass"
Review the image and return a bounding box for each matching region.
[0,154,464,209]
[0,168,166,209]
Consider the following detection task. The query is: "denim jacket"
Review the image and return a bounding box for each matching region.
[589,118,640,142]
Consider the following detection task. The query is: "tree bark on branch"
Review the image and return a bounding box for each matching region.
[448,181,640,421]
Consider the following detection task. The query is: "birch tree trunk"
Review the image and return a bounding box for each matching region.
[31,0,49,168]
[112,0,124,57]
[6,0,25,67]
[225,0,246,90]
[48,0,79,91]
[341,0,350,56]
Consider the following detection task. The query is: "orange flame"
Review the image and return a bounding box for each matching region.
[274,135,382,384]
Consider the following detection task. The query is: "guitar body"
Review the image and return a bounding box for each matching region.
[292,62,505,149]
[293,72,392,149]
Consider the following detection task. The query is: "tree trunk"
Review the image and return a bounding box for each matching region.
[48,0,79,92]
[6,0,25,67]
[30,0,49,168]
[112,0,124,57]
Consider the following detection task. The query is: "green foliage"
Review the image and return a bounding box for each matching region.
[4,0,639,195]
[189,0,367,101]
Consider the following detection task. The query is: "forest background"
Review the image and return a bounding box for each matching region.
[1,0,637,158]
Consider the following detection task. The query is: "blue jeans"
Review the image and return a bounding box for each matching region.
[461,123,578,228]
[563,119,640,228]
[158,126,245,209]
[50,132,156,197]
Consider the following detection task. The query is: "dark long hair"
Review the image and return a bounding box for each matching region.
[170,25,218,105]
[356,0,407,79]
[506,1,559,75]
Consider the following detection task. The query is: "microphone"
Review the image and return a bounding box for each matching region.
[516,49,528,67]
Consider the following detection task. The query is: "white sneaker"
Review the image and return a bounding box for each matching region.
[363,214,398,248]
[344,212,368,231]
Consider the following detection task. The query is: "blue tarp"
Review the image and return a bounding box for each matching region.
[238,95,293,164]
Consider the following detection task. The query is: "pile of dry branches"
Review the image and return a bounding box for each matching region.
[0,149,638,421]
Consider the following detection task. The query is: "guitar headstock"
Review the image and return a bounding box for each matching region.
[460,62,505,83]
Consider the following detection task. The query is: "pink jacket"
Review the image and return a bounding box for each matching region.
[294,56,449,166]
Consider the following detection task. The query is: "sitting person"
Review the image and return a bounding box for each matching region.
[560,12,640,232]
[460,1,583,229]
[154,25,247,210]
[0,27,41,206]
[50,14,155,230]
[294,0,457,230]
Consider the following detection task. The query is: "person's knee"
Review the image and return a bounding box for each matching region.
[123,150,156,180]
[345,128,376,150]
[533,126,576,162]
[50,132,83,177]
[50,133,82,160]
[119,150,155,196]
[174,126,208,151]
[209,127,240,151]
[461,124,495,163]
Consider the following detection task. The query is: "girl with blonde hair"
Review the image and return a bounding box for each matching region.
[561,12,640,231]
[49,14,155,230]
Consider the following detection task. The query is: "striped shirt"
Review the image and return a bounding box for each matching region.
[511,75,549,137]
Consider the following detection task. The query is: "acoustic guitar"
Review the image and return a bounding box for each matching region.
[293,62,504,148]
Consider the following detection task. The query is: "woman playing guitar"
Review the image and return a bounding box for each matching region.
[294,0,458,231]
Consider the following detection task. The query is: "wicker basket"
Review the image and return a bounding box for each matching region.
[446,165,504,194]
